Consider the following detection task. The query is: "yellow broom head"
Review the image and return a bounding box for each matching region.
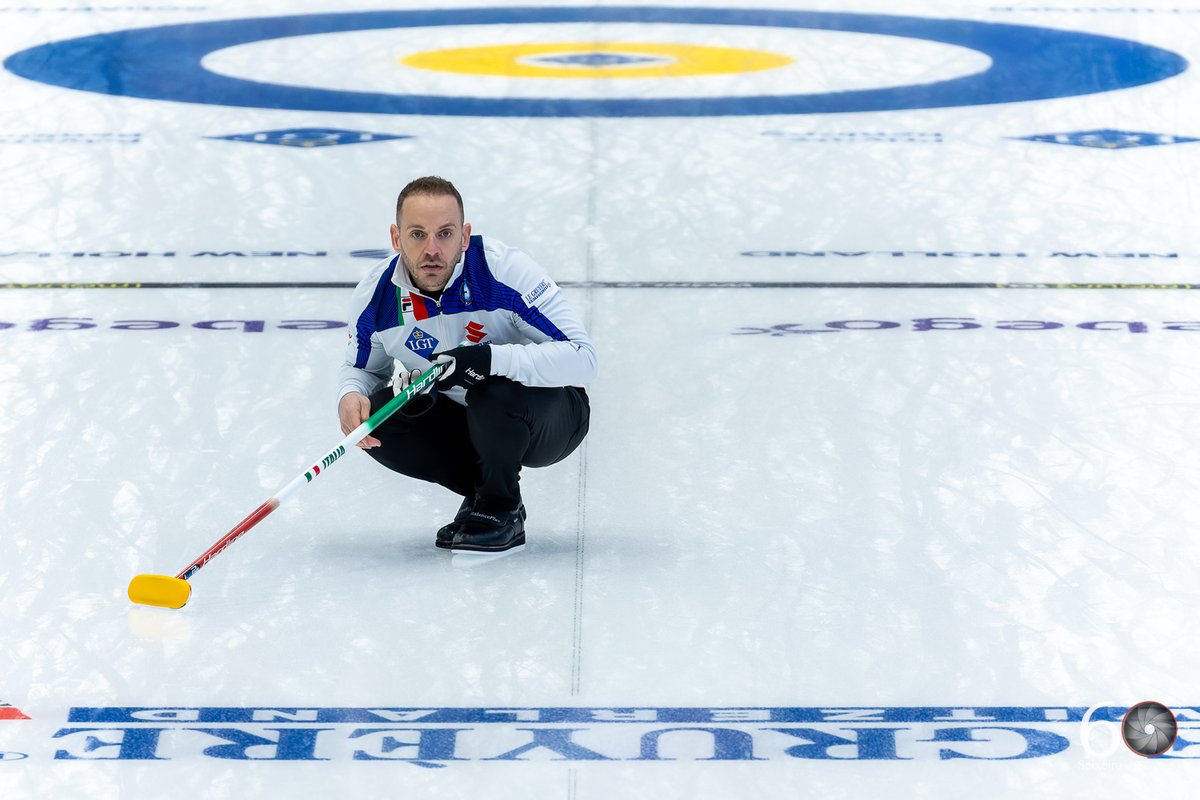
[127,574,192,609]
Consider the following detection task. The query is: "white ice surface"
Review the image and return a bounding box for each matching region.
[2,1,1200,797]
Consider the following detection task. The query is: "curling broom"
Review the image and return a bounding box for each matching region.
[128,365,445,609]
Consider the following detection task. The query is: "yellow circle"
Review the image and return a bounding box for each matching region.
[401,42,793,79]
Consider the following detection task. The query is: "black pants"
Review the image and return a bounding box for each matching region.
[366,377,590,510]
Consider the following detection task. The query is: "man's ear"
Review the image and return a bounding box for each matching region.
[461,222,472,252]
[390,223,402,252]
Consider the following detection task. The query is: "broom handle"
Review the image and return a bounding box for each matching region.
[176,365,445,581]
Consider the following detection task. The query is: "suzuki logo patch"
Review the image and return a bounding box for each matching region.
[465,321,487,343]
[405,327,439,359]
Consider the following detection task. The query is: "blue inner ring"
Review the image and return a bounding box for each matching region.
[3,6,1188,117]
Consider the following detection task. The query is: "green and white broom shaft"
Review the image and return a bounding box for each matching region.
[176,364,445,581]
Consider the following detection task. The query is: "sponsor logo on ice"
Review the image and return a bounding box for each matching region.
[1015,129,1200,149]
[741,249,1179,259]
[0,132,141,144]
[208,128,413,148]
[537,52,664,68]
[0,704,30,721]
[762,130,943,143]
[43,705,1200,763]
[734,317,1200,335]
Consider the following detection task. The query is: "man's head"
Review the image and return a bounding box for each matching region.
[391,176,470,295]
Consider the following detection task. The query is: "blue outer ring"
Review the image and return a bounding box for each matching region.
[3,6,1188,117]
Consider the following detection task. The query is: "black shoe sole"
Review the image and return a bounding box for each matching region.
[439,505,525,550]
[451,532,526,553]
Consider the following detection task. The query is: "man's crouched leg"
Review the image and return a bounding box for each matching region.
[364,387,482,548]
[450,377,589,553]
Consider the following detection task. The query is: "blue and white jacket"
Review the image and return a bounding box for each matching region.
[338,235,596,407]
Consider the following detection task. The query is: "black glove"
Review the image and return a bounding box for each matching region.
[432,344,492,391]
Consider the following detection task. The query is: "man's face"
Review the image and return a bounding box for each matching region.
[390,193,471,294]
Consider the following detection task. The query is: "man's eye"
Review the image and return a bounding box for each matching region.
[438,230,454,238]
[410,231,424,239]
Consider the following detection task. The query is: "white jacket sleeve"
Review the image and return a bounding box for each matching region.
[336,263,395,404]
[337,336,391,404]
[486,247,598,388]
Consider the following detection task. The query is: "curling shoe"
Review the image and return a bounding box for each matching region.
[435,497,474,549]
[451,503,526,553]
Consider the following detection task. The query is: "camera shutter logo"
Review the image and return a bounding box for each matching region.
[1121,701,1177,757]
